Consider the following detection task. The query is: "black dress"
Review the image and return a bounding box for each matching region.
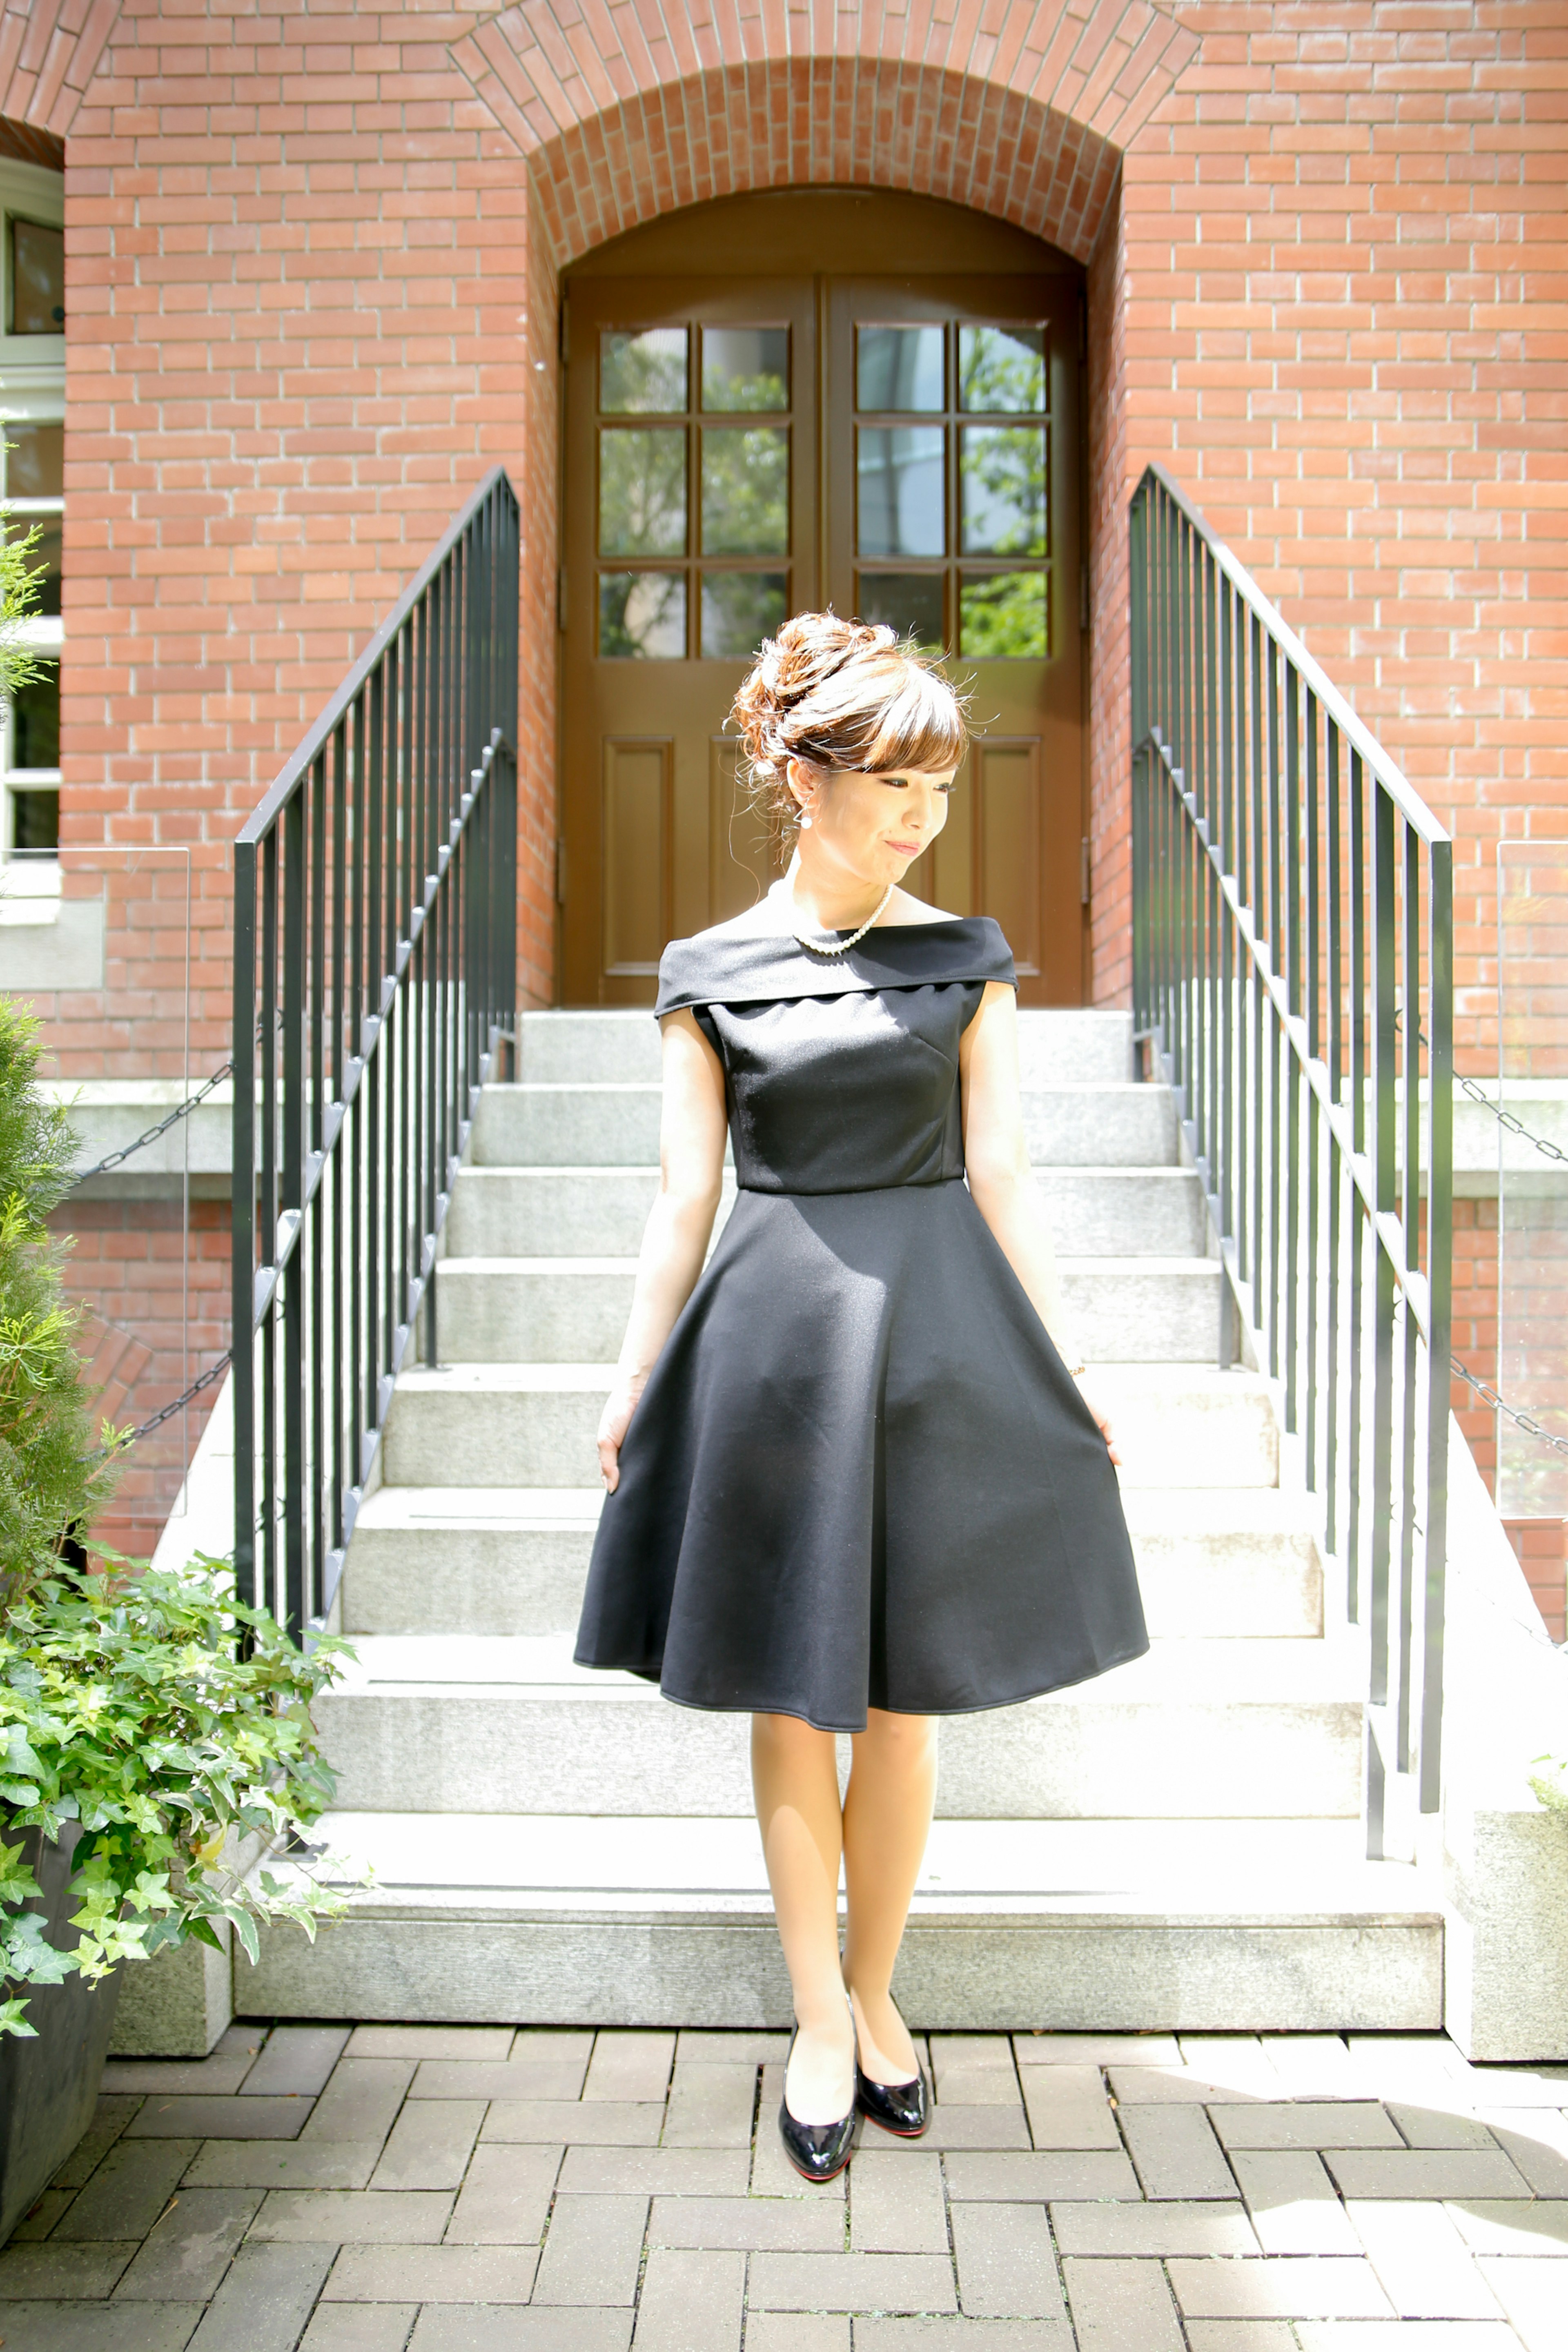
[573,915,1149,1733]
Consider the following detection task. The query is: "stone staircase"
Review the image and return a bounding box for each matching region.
[243,1010,1443,2032]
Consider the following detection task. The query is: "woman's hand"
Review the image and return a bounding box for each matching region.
[597,1374,646,1494]
[1076,1374,1122,1467]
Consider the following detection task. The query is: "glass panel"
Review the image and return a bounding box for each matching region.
[959,572,1047,658]
[11,219,64,334]
[11,785,59,852]
[7,515,60,616]
[702,327,788,413]
[10,661,60,766]
[598,572,687,659]
[599,428,687,557]
[600,328,688,414]
[700,571,788,658]
[4,421,63,497]
[855,571,945,653]
[857,325,944,413]
[701,427,788,556]
[960,425,1047,557]
[857,426,945,559]
[959,325,1047,413]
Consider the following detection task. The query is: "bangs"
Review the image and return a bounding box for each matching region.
[860,659,969,777]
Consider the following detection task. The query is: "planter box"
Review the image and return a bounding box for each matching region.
[0,1825,122,2246]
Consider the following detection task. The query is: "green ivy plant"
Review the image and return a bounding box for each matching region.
[1,1550,356,2037]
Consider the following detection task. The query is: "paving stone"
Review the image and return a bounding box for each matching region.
[1184,2329,1300,2352]
[751,2069,847,2200]
[125,2099,313,2142]
[853,2329,1073,2350]
[633,2246,745,2351]
[677,2031,791,2064]
[1460,2262,1568,2351]
[11,2187,78,2238]
[1016,2036,1180,2067]
[1176,2040,1286,2095]
[583,2031,675,2103]
[1388,2104,1501,2149]
[446,2145,563,2244]
[951,2203,1064,2321]
[1016,2065,1120,2150]
[410,2062,587,2103]
[1344,2038,1473,2105]
[744,2319,850,2352]
[1060,2254,1184,2350]
[558,2147,748,2196]
[53,2097,142,2188]
[749,2252,957,2313]
[371,2100,485,2190]
[186,2241,336,2351]
[1324,2147,1532,2200]
[323,2247,542,2303]
[1227,2150,1360,2253]
[345,2027,514,2062]
[1117,2103,1236,2200]
[113,2187,262,2300]
[532,2194,648,2305]
[931,2038,1020,2105]
[662,2062,758,2147]
[943,2151,1139,2201]
[301,2061,415,2147]
[1481,2111,1568,2197]
[511,2031,597,2069]
[909,2107,1031,2151]
[1294,2330,1521,2351]
[53,2139,195,2238]
[1049,2201,1258,2256]
[182,2143,381,2189]
[1446,2199,1568,2255]
[1467,2063,1568,2108]
[478,2104,665,2146]
[300,2308,420,2349]
[1212,2105,1403,2152]
[1255,2038,1370,2102]
[101,2049,263,2097]
[0,2242,138,2298]
[649,2194,842,2250]
[249,2188,454,2242]
[850,2149,947,2254]
[0,2306,204,2351]
[408,2311,633,2351]
[1345,2198,1504,2319]
[241,2027,353,2098]
[1165,2257,1395,2319]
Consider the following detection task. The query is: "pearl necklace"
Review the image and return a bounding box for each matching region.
[789,883,895,957]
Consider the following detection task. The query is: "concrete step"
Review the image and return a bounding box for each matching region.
[443,1165,1208,1261]
[342,1485,1322,1642]
[312,1633,1363,1821]
[472,1083,1179,1170]
[381,1363,1280,1492]
[519,1007,1136,1087]
[430,1254,1225,1365]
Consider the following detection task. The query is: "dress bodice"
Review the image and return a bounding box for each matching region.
[654,917,1016,1194]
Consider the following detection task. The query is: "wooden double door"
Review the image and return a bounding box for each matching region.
[560,237,1086,1007]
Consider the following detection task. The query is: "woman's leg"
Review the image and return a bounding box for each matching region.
[751,1712,856,2123]
[841,1710,938,2083]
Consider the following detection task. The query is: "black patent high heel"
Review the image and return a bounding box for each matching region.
[778,2013,858,2183]
[850,1990,929,2138]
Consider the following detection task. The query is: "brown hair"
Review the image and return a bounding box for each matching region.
[729,612,969,845]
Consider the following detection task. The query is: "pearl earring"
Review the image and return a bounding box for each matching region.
[799,810,813,830]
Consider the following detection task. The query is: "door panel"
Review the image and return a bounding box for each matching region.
[602,740,673,976]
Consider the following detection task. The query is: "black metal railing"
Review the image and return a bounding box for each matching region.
[1130,463,1453,1843]
[232,470,519,1635]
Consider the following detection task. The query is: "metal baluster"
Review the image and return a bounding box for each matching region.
[1422,840,1453,1811]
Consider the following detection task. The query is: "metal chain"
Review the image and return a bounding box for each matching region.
[87,1348,234,1461]
[1454,1068,1568,1165]
[1451,1353,1568,1458]
[73,1058,235,1183]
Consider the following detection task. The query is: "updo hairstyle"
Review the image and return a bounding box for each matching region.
[729,612,969,845]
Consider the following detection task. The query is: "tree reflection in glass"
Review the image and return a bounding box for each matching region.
[857,326,944,412]
[960,426,1046,557]
[959,572,1047,658]
[857,427,944,558]
[601,328,688,413]
[959,325,1046,414]
[599,573,687,658]
[855,572,945,653]
[702,328,788,412]
[599,428,687,557]
[701,428,788,555]
[701,572,788,657]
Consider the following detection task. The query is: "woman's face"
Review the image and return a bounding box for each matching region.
[788,757,955,893]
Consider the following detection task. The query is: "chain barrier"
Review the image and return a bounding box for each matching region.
[72,1058,234,1183]
[1451,1352,1568,1459]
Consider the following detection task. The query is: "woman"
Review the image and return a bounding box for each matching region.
[575,614,1147,2181]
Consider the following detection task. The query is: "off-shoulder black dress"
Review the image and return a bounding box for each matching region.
[573,915,1148,1733]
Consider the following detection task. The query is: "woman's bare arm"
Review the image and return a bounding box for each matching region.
[596,1008,729,1491]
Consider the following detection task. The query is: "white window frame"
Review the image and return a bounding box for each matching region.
[0,154,65,892]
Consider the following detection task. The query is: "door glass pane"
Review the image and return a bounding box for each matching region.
[959,325,1047,413]
[601,327,688,413]
[702,327,788,412]
[701,571,788,658]
[11,219,64,334]
[7,516,60,617]
[4,422,63,497]
[856,572,945,653]
[701,427,788,555]
[959,572,1047,659]
[857,427,944,558]
[960,425,1047,556]
[599,572,686,658]
[12,786,59,851]
[10,661,60,765]
[857,325,944,412]
[599,428,687,556]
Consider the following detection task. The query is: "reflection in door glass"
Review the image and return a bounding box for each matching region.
[601,328,688,413]
[4,422,63,497]
[959,326,1046,413]
[857,326,944,413]
[959,572,1047,659]
[701,428,789,555]
[701,572,788,658]
[857,427,944,558]
[702,328,788,412]
[856,572,945,653]
[11,220,64,334]
[599,573,687,658]
[599,428,687,556]
[959,426,1047,556]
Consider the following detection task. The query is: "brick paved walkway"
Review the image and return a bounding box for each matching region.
[2,2027,1566,2349]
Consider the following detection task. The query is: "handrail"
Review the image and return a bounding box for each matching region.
[1130,464,1453,1841]
[232,471,520,1635]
